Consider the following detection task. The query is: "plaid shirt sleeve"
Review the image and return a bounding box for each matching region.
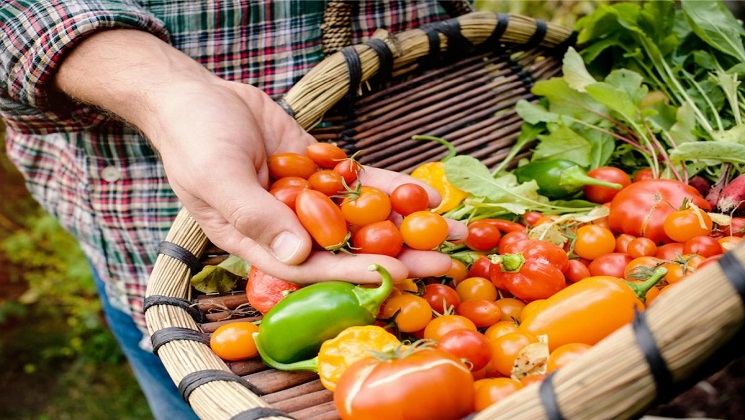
[0,0,169,134]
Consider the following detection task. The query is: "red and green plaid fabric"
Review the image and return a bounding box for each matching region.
[0,0,449,339]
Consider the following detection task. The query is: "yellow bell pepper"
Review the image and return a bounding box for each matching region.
[410,135,467,214]
[317,325,402,391]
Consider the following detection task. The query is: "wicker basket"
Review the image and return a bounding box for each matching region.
[144,11,745,420]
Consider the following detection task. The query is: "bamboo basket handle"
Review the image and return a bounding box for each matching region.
[475,242,745,419]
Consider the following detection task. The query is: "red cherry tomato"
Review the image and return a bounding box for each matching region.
[423,283,462,314]
[390,183,430,216]
[438,328,493,371]
[587,252,633,277]
[268,152,317,180]
[351,220,403,257]
[295,189,349,250]
[305,142,347,169]
[465,219,502,251]
[583,167,631,204]
[308,169,345,196]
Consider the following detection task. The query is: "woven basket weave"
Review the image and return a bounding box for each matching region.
[144,11,745,420]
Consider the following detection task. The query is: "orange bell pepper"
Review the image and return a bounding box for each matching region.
[519,268,666,352]
[410,135,467,214]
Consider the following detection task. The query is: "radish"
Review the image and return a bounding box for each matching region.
[716,173,745,215]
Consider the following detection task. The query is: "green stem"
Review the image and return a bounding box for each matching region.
[253,333,319,372]
[411,135,458,162]
[624,266,668,304]
[353,264,394,318]
[489,253,525,273]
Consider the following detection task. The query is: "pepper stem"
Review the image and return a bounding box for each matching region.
[353,264,394,319]
[561,166,623,191]
[253,332,318,372]
[411,135,458,162]
[489,253,525,273]
[624,266,668,304]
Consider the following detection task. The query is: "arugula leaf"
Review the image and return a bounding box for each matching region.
[681,0,745,63]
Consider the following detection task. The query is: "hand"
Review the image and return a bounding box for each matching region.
[52,29,466,284]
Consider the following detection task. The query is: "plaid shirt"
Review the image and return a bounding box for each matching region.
[0,0,450,338]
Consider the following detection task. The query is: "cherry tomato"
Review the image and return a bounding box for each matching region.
[305,142,347,169]
[465,219,502,251]
[484,320,520,342]
[480,218,528,233]
[655,242,685,260]
[608,179,711,243]
[663,207,713,243]
[351,220,403,257]
[423,283,461,314]
[497,231,530,255]
[624,256,663,281]
[583,167,631,204]
[209,321,259,361]
[468,255,493,280]
[632,167,655,182]
[587,252,633,277]
[308,169,345,196]
[457,298,502,328]
[522,211,545,226]
[697,254,722,269]
[269,185,305,210]
[455,276,498,302]
[295,189,349,250]
[423,314,477,342]
[615,233,635,254]
[334,347,474,420]
[717,217,745,237]
[563,259,591,283]
[494,298,526,323]
[719,235,743,251]
[519,299,545,323]
[490,330,539,377]
[683,235,723,258]
[340,186,392,227]
[270,176,310,190]
[267,152,317,180]
[437,328,493,371]
[626,237,658,258]
[399,211,449,250]
[333,158,363,185]
[473,377,524,412]
[573,225,616,260]
[381,294,433,333]
[390,183,430,216]
[546,342,592,373]
[444,259,469,283]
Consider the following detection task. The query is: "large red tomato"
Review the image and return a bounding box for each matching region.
[334,346,474,420]
[608,179,711,244]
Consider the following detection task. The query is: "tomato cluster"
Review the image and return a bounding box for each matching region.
[267,143,450,255]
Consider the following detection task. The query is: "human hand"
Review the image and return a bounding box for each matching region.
[52,29,465,284]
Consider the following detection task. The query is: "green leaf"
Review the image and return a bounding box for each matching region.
[669,140,745,165]
[681,0,745,63]
[190,255,249,294]
[532,78,607,124]
[515,100,558,125]
[562,47,596,92]
[531,124,594,166]
[585,82,638,123]
[668,101,698,145]
[711,124,745,145]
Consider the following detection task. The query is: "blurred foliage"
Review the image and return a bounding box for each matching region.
[474,0,606,27]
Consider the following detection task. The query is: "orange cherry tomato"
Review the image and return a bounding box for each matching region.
[209,321,260,361]
[268,152,317,180]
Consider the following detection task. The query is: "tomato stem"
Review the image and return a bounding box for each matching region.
[411,135,458,162]
[624,266,668,304]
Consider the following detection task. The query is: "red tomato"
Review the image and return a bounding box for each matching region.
[308,169,345,196]
[522,211,544,226]
[209,321,260,361]
[305,142,347,169]
[583,167,631,204]
[390,183,430,216]
[465,219,502,251]
[608,179,711,244]
[380,294,433,333]
[615,233,635,254]
[683,235,723,258]
[632,167,655,182]
[423,283,461,314]
[563,259,591,283]
[269,185,305,210]
[717,217,745,237]
[295,189,349,250]
[267,152,317,180]
[587,252,633,277]
[480,218,528,233]
[334,347,474,420]
[334,159,363,185]
[626,237,658,258]
[351,220,403,257]
[246,265,302,314]
[457,298,502,328]
[468,255,493,280]
[655,242,685,260]
[423,314,477,342]
[437,328,493,371]
[573,225,616,260]
[399,211,449,250]
[340,186,392,227]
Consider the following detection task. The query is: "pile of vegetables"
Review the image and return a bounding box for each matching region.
[200,1,745,418]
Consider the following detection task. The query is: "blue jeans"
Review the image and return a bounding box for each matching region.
[92,265,199,420]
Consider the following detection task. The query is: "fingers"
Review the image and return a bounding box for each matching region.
[356,166,443,208]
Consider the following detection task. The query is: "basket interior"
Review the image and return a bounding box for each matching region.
[191,41,566,420]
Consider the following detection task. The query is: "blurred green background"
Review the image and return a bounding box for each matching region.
[2,1,731,419]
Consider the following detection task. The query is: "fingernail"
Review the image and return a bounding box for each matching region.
[271,231,302,263]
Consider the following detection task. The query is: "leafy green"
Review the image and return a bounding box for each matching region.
[190,255,249,294]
